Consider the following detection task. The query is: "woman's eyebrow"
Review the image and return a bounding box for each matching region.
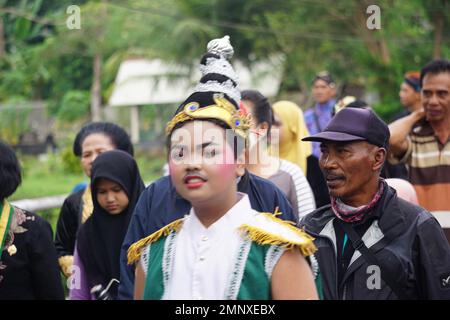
[170,143,186,149]
[196,141,219,150]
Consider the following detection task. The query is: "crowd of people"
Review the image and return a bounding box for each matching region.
[0,36,449,300]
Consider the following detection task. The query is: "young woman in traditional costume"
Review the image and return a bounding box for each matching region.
[69,150,145,300]
[0,140,64,299]
[128,36,318,300]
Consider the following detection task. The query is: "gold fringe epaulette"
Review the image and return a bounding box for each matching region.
[127,218,184,265]
[238,211,317,257]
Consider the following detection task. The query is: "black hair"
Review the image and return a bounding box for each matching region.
[0,140,22,201]
[73,122,134,157]
[420,59,450,87]
[312,72,335,86]
[241,90,273,138]
[166,118,246,161]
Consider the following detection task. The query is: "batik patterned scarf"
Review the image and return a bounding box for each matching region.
[331,181,384,223]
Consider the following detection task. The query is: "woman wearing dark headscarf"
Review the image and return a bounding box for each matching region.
[69,150,144,300]
[0,140,64,299]
[55,122,134,278]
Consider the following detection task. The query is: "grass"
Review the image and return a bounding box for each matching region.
[11,154,86,201]
[10,151,167,232]
[11,152,166,201]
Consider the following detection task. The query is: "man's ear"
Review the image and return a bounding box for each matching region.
[259,122,269,131]
[373,147,387,171]
[330,85,337,97]
[236,162,246,177]
[236,149,247,177]
[254,122,269,138]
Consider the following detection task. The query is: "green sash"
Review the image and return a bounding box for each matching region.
[0,200,14,254]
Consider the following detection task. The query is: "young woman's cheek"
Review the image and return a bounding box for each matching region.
[168,158,177,175]
[168,159,185,185]
[214,144,238,180]
[214,162,237,181]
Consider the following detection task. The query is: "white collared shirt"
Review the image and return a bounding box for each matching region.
[163,193,254,300]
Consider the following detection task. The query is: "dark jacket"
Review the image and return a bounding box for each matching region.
[118,171,295,300]
[0,206,64,300]
[299,185,450,300]
[54,188,84,258]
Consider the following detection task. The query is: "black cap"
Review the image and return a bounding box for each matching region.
[302,108,390,148]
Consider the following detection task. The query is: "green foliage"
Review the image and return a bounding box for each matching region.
[12,153,86,200]
[60,145,83,174]
[0,98,32,144]
[57,90,90,122]
[0,0,448,126]
[39,208,60,234]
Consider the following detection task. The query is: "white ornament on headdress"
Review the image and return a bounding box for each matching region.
[199,56,239,83]
[193,80,241,106]
[198,35,240,105]
[207,35,234,60]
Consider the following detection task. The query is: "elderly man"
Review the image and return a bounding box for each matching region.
[389,60,450,214]
[299,107,450,300]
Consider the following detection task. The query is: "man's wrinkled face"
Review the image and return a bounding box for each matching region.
[422,72,450,123]
[168,121,245,207]
[313,79,336,104]
[319,140,384,205]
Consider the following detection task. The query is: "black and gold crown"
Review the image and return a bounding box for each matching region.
[165,36,251,139]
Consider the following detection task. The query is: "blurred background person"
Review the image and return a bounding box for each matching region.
[389,59,450,214]
[394,71,422,120]
[304,71,337,159]
[70,150,145,300]
[55,122,134,279]
[242,90,316,220]
[272,100,330,208]
[0,140,64,300]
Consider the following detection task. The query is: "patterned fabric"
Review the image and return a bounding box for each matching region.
[0,206,64,299]
[331,181,385,223]
[81,186,93,224]
[389,122,450,212]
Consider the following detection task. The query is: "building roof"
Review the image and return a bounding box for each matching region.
[108,56,284,107]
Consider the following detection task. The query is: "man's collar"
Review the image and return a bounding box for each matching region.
[413,120,434,136]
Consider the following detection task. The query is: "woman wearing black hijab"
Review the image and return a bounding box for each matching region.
[70,150,145,300]
[55,122,134,279]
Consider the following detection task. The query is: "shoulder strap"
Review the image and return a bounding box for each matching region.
[338,221,410,300]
